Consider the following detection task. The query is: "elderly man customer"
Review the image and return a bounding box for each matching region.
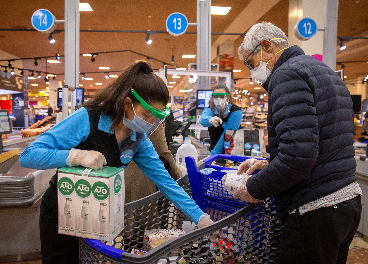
[235,22,362,264]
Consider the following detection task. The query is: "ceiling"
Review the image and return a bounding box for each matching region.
[0,0,367,101]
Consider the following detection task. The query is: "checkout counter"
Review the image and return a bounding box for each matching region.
[355,157,368,239]
[0,138,56,262]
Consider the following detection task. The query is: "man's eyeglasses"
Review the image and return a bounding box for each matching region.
[243,44,260,70]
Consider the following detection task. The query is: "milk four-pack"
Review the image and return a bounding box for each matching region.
[57,166,125,241]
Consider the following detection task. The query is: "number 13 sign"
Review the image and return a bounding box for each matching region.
[294,18,317,41]
[31,9,56,34]
[166,13,188,37]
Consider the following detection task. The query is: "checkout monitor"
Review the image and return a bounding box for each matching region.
[58,88,84,108]
[197,90,213,109]
[0,110,12,134]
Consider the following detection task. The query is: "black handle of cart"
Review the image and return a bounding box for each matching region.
[80,155,282,263]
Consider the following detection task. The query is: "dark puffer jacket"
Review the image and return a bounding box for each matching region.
[247,46,357,221]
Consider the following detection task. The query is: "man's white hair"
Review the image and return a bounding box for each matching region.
[238,22,290,60]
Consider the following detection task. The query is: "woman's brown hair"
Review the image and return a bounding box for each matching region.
[208,84,233,111]
[83,61,169,130]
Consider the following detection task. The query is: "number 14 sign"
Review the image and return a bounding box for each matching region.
[31,9,56,34]
[166,13,188,36]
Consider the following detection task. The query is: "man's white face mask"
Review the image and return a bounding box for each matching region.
[249,44,289,85]
[250,61,271,85]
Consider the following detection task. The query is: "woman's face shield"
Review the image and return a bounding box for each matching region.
[131,89,170,137]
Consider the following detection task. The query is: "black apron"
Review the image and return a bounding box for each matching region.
[208,104,241,151]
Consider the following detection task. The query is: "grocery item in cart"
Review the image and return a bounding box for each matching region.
[144,229,185,251]
[222,171,246,195]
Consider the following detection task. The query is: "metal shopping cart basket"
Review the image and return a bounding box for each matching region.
[80,154,283,263]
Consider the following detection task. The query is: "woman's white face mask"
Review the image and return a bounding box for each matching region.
[214,98,228,110]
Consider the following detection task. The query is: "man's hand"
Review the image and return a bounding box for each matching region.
[209,117,223,128]
[233,172,263,203]
[237,158,268,175]
[234,188,263,203]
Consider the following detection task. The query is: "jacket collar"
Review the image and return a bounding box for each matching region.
[98,113,115,134]
[262,45,305,91]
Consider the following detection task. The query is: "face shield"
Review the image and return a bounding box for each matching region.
[130,89,171,137]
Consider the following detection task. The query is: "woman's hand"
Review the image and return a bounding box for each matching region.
[197,214,214,228]
[67,149,107,170]
[237,158,268,175]
[209,117,222,128]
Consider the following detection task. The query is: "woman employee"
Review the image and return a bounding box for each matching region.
[200,85,242,155]
[19,61,213,264]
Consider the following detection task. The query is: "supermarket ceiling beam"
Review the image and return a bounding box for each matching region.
[0,28,245,37]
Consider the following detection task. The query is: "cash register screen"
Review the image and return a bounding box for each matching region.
[197,90,213,108]
[0,110,12,134]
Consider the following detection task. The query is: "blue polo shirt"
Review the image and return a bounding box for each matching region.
[20,107,205,223]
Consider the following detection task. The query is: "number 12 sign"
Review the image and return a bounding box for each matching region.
[294,18,317,41]
[31,9,56,34]
[166,13,188,36]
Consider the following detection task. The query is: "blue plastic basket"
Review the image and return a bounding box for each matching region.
[186,154,266,216]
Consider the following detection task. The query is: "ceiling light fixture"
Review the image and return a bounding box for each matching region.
[53,75,56,80]
[109,75,118,78]
[176,68,186,71]
[182,55,196,58]
[233,70,241,72]
[19,69,23,75]
[105,72,110,79]
[37,72,41,78]
[10,68,14,75]
[79,3,93,11]
[254,87,261,90]
[34,58,38,66]
[48,33,55,44]
[7,61,12,68]
[172,75,180,78]
[47,60,61,64]
[250,80,253,84]
[211,6,231,15]
[84,78,93,80]
[99,67,110,70]
[44,75,49,82]
[56,53,61,60]
[339,38,346,50]
[91,54,97,62]
[83,54,92,57]
[146,34,152,45]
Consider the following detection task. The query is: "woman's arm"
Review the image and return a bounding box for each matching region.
[19,108,90,170]
[134,138,205,224]
[222,109,242,130]
[199,108,214,127]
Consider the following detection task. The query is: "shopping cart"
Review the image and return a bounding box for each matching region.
[80,155,282,263]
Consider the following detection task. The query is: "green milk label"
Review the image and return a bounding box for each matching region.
[58,177,74,196]
[75,179,92,198]
[114,174,122,194]
[92,181,109,201]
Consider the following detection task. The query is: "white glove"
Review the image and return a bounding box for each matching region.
[196,214,214,228]
[67,148,107,170]
[209,117,223,128]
